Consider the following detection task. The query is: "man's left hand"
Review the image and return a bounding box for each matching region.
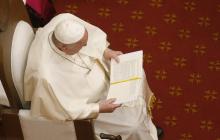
[104,48,123,63]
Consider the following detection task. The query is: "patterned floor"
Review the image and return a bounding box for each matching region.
[54,0,220,139]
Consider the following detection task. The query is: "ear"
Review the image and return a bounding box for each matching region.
[56,45,65,51]
[62,46,68,51]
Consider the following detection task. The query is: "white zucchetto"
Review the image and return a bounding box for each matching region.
[54,19,85,44]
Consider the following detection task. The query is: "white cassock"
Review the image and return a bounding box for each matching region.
[24,13,158,140]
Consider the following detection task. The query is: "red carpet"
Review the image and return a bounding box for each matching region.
[54,0,220,139]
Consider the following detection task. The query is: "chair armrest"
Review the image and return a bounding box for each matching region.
[1,108,24,140]
[74,119,96,140]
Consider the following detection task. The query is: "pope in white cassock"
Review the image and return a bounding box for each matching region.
[24,13,158,140]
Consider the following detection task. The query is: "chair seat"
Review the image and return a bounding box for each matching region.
[19,110,77,140]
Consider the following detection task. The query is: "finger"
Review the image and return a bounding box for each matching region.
[111,104,121,112]
[107,98,116,103]
[113,56,120,63]
[116,51,123,55]
[113,104,122,108]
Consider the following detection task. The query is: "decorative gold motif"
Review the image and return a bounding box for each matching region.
[193,44,206,56]
[200,120,213,131]
[98,8,111,17]
[145,26,157,36]
[112,23,124,32]
[143,53,153,64]
[173,57,187,68]
[65,4,78,13]
[180,133,192,140]
[155,69,167,80]
[164,116,177,127]
[198,17,211,27]
[208,60,220,71]
[131,10,144,20]
[147,95,156,117]
[154,98,163,109]
[188,73,202,84]
[158,41,172,52]
[117,0,129,5]
[204,90,218,101]
[149,0,163,8]
[212,32,220,41]
[217,4,220,12]
[178,29,191,39]
[184,1,196,11]
[164,13,177,24]
[184,103,198,113]
[169,86,183,96]
[125,38,139,48]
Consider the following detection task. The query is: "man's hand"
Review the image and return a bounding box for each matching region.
[104,48,123,63]
[99,98,121,113]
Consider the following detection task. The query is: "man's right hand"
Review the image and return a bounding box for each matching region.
[99,98,121,113]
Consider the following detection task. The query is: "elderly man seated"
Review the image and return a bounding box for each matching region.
[24,13,162,140]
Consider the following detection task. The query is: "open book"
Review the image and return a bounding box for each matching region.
[107,50,143,104]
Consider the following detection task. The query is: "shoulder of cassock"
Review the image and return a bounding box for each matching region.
[36,13,110,59]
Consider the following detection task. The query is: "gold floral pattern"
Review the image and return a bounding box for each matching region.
[169,86,183,96]
[154,98,163,109]
[184,103,198,113]
[178,29,191,39]
[208,60,220,71]
[65,4,78,13]
[188,73,202,84]
[145,26,157,36]
[158,41,172,52]
[164,116,177,127]
[131,10,144,20]
[117,0,129,5]
[212,32,220,41]
[149,0,163,8]
[125,38,139,48]
[143,53,153,64]
[155,69,167,80]
[164,13,177,24]
[204,90,218,101]
[200,120,214,131]
[112,23,124,32]
[217,4,220,12]
[184,1,196,11]
[180,133,193,140]
[98,8,111,17]
[193,44,206,56]
[173,57,187,68]
[198,17,211,27]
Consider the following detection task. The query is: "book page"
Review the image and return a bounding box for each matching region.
[107,50,143,104]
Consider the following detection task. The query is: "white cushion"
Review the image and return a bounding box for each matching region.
[0,80,10,106]
[19,110,77,140]
[11,20,34,107]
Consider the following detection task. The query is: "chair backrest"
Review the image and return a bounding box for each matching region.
[0,0,33,109]
[11,21,34,108]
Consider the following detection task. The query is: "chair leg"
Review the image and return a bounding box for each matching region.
[1,108,24,140]
[74,119,96,140]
